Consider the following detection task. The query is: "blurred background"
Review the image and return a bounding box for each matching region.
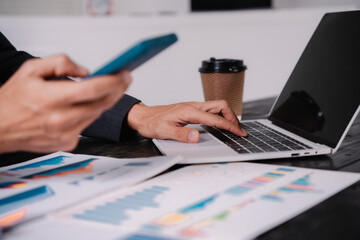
[0,0,359,105]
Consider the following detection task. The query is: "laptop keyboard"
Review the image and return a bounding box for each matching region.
[202,121,312,154]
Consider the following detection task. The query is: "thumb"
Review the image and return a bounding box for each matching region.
[170,126,200,143]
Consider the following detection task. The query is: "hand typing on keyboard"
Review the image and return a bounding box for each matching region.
[127,100,247,143]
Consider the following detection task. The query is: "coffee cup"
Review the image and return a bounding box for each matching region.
[199,57,247,117]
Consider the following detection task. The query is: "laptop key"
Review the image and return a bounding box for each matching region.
[275,146,292,151]
[246,147,264,153]
[235,148,250,154]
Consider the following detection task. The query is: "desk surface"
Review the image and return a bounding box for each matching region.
[1,97,359,239]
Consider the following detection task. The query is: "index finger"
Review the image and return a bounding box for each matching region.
[182,107,247,136]
[28,55,88,78]
[47,71,132,105]
[190,100,240,125]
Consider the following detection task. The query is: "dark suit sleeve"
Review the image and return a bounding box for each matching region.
[0,32,34,86]
[0,32,140,142]
[82,94,141,142]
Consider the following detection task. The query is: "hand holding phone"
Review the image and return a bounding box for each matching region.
[87,33,178,78]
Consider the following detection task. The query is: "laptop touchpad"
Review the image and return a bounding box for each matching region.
[156,131,222,149]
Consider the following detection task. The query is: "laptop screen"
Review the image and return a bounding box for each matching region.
[268,11,360,148]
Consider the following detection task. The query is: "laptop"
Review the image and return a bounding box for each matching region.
[153,10,360,164]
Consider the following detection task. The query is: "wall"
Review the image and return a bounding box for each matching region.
[274,0,360,9]
[1,0,360,15]
[0,6,357,106]
[0,0,81,15]
[0,0,190,15]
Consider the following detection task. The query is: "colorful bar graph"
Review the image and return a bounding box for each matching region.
[73,186,169,225]
[180,199,255,238]
[10,156,70,171]
[0,185,54,214]
[261,174,316,202]
[152,167,296,228]
[22,158,97,180]
[153,195,219,227]
[225,167,295,196]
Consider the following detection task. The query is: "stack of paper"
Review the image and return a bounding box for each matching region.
[3,161,359,240]
[0,152,182,227]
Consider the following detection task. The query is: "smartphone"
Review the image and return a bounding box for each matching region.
[87,33,178,78]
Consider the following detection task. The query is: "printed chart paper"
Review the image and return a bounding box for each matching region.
[0,152,182,225]
[4,161,359,240]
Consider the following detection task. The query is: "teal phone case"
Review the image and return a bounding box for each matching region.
[87,33,178,78]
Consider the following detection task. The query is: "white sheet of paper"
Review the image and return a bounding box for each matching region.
[4,161,359,240]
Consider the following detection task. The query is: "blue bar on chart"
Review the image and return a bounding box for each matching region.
[0,185,55,214]
[180,195,218,214]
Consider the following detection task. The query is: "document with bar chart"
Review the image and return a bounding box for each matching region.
[0,152,182,226]
[23,162,357,240]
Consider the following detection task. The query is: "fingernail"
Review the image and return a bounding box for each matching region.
[241,129,248,136]
[121,71,132,85]
[188,130,198,142]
